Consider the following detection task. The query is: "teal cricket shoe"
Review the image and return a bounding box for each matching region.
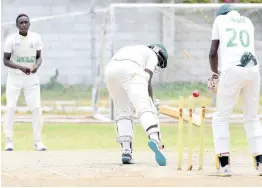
[148,139,167,166]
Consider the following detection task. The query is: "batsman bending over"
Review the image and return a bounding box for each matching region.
[208,4,262,176]
[105,44,168,166]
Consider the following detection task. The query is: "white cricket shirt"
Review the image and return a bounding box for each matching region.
[211,11,255,71]
[3,31,43,75]
[111,45,158,73]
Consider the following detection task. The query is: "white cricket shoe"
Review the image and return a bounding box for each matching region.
[34,142,47,151]
[5,141,14,151]
[258,163,262,176]
[218,164,231,177]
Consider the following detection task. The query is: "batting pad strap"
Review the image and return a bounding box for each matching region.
[216,152,230,157]
[115,117,133,122]
[116,135,132,143]
[146,124,160,135]
[146,124,158,132]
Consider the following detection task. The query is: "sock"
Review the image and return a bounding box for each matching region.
[122,142,131,153]
[219,156,229,167]
[149,132,160,144]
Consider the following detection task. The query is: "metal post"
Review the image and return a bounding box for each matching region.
[90,5,96,86]
[109,4,115,120]
[90,2,99,115]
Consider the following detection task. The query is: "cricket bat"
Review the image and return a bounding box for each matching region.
[158,105,202,127]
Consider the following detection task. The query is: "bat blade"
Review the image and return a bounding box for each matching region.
[159,105,201,127]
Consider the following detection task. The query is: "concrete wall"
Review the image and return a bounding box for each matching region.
[1,0,161,85]
[1,0,262,86]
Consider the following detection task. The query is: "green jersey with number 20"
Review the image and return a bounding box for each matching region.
[211,10,255,71]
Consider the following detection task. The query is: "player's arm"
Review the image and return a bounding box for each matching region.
[208,18,220,92]
[35,50,42,68]
[144,68,153,100]
[209,40,219,74]
[145,52,159,101]
[3,52,22,69]
[31,34,43,73]
[209,18,220,74]
[3,37,30,74]
[3,53,31,75]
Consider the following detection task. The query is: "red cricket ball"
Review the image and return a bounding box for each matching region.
[192,90,200,98]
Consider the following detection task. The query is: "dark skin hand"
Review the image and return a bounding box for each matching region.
[3,53,31,75]
[31,50,42,73]
[209,40,220,74]
[144,68,153,101]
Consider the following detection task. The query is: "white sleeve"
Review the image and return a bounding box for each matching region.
[36,34,43,50]
[211,18,220,40]
[3,36,13,53]
[145,52,158,72]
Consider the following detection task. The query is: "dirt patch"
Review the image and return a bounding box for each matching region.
[2,150,262,187]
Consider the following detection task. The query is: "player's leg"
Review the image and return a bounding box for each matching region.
[23,74,46,151]
[3,75,22,151]
[240,70,262,175]
[212,67,243,176]
[123,71,166,166]
[105,62,134,164]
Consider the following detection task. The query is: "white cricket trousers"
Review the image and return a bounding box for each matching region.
[212,65,262,155]
[3,73,43,142]
[105,60,160,144]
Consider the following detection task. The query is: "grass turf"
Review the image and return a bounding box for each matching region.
[2,83,261,114]
[1,123,250,151]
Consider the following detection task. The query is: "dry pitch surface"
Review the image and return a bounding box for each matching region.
[2,150,262,187]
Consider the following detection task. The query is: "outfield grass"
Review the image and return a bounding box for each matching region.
[2,83,262,115]
[1,123,250,151]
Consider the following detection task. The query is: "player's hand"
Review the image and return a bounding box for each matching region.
[208,72,219,93]
[19,66,31,75]
[31,65,38,73]
[154,99,160,111]
[153,98,161,116]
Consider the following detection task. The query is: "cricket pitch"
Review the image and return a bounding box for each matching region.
[2,150,262,187]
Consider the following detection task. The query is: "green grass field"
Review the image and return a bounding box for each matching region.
[1,123,250,151]
[2,82,262,115]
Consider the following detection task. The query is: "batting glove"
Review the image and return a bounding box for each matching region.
[208,72,219,93]
[153,99,161,116]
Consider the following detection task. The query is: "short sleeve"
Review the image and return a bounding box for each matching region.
[36,34,43,50]
[145,52,158,72]
[211,18,220,40]
[4,36,13,53]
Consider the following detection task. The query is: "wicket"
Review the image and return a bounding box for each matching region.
[177,96,184,170]
[176,96,206,171]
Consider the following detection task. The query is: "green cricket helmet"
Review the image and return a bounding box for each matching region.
[216,4,237,17]
[148,44,168,69]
